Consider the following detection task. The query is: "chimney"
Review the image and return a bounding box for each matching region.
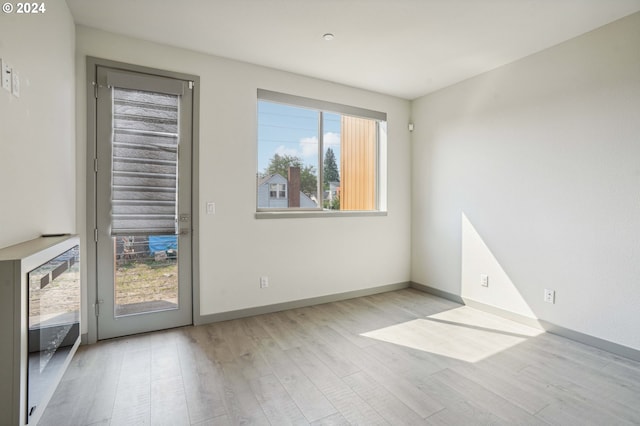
[288,166,300,208]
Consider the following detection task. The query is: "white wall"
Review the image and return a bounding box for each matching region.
[75,26,411,319]
[0,4,75,249]
[411,12,640,350]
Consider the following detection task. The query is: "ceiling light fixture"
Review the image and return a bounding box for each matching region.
[322,33,335,41]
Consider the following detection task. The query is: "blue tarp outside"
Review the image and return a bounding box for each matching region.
[148,235,178,253]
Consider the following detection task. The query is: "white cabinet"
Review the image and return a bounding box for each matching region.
[0,235,81,425]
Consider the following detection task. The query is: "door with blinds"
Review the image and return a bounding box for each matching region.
[95,66,193,339]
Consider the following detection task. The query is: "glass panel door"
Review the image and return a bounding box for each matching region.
[95,66,193,340]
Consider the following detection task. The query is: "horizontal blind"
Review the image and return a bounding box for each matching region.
[111,87,179,236]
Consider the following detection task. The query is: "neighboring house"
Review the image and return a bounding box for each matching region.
[257,174,317,208]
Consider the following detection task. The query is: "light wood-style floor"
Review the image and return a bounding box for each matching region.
[41,289,640,425]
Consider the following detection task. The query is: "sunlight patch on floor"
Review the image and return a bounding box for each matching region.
[361,306,543,363]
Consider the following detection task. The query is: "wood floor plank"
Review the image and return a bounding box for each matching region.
[286,346,388,425]
[118,347,152,382]
[332,298,398,333]
[150,375,190,426]
[451,362,554,415]
[254,333,337,422]
[601,357,640,384]
[37,378,99,426]
[191,414,233,426]
[353,349,444,419]
[520,363,640,423]
[177,328,228,424]
[260,312,306,350]
[183,322,270,424]
[219,361,272,425]
[534,394,635,426]
[308,303,378,348]
[219,319,271,375]
[429,368,548,425]
[108,402,151,425]
[309,412,350,426]
[366,340,449,378]
[530,332,620,369]
[207,331,271,425]
[385,288,461,318]
[151,343,182,381]
[58,341,123,383]
[86,420,110,426]
[425,407,509,426]
[343,371,426,425]
[218,323,272,383]
[359,293,419,325]
[281,313,362,378]
[249,374,307,425]
[112,378,151,411]
[521,350,640,408]
[110,347,152,426]
[416,372,508,425]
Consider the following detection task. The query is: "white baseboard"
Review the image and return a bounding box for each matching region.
[196,281,411,325]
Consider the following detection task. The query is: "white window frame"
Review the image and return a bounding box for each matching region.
[256,89,388,218]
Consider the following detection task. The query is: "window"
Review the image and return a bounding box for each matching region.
[257,90,387,213]
[269,183,286,199]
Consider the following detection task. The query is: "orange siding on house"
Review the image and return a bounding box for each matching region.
[340,116,376,210]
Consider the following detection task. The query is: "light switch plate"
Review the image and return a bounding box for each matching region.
[1,59,11,92]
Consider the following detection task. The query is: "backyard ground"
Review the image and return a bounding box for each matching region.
[115,258,178,311]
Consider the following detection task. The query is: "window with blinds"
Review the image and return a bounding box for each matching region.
[111,87,180,235]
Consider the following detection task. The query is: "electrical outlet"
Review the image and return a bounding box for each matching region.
[206,202,215,215]
[260,276,269,288]
[480,274,489,287]
[544,289,555,304]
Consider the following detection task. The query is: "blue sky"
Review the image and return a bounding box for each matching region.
[257,101,341,176]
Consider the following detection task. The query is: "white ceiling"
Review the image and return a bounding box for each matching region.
[65,0,640,100]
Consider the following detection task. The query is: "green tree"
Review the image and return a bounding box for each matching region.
[324,193,340,210]
[264,153,317,197]
[323,147,340,189]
